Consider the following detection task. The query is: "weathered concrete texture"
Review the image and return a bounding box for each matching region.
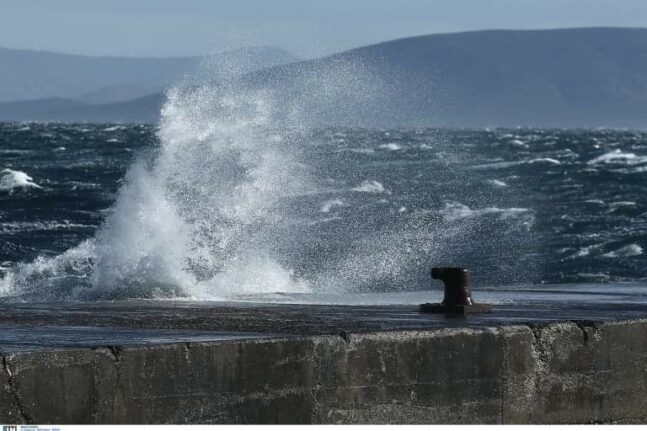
[2,319,647,424]
[0,354,23,423]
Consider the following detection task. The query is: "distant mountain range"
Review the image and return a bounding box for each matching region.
[0,46,299,103]
[1,28,647,128]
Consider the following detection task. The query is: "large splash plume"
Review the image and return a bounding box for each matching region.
[91,84,316,299]
[0,54,533,302]
[0,57,392,301]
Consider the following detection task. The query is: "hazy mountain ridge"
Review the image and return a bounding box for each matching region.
[1,28,647,127]
[0,46,300,103]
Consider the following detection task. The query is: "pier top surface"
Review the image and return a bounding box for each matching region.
[1,283,647,351]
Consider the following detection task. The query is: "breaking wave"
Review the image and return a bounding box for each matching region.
[1,84,316,300]
[588,149,647,165]
[0,57,408,301]
[439,202,534,224]
[0,169,42,193]
[351,180,390,194]
[602,244,643,258]
[0,63,544,302]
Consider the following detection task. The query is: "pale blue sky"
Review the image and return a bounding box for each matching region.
[1,0,646,58]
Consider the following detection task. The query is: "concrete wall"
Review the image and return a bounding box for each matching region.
[2,319,647,424]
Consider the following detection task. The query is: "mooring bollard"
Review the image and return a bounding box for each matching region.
[419,267,492,314]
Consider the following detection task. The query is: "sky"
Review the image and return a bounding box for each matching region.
[1,0,647,58]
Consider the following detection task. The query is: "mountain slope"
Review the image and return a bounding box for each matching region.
[1,28,646,128]
[0,46,300,103]
[242,27,647,128]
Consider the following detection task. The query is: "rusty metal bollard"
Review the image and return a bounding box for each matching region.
[419,267,492,314]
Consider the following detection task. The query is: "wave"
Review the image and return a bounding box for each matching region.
[320,199,345,213]
[527,157,561,165]
[0,169,42,192]
[0,240,95,300]
[378,143,402,151]
[568,242,643,259]
[602,244,643,258]
[568,243,605,259]
[0,56,413,302]
[471,157,561,170]
[351,180,390,194]
[1,85,316,301]
[588,149,647,165]
[103,125,126,132]
[439,202,534,224]
[486,179,508,187]
[0,221,91,233]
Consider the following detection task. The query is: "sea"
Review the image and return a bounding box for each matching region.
[1,89,646,303]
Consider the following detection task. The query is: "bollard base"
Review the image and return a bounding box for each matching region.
[418,303,492,314]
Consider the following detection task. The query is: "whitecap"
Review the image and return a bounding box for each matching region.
[588,149,647,165]
[609,201,636,208]
[607,201,637,213]
[351,180,390,194]
[320,199,345,213]
[470,157,561,170]
[527,158,561,165]
[103,125,125,132]
[602,244,643,258]
[0,169,43,192]
[1,221,90,233]
[439,202,533,223]
[470,160,525,170]
[487,179,508,187]
[378,143,402,151]
[0,240,95,299]
[568,243,605,259]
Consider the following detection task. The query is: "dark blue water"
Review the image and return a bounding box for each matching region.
[1,122,646,301]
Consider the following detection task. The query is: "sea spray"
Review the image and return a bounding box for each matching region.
[0,60,540,301]
[89,85,314,299]
[0,168,43,193]
[0,55,391,301]
[0,84,314,300]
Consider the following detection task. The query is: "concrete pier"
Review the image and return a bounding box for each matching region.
[1,285,647,424]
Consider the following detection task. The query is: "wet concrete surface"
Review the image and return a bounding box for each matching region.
[1,283,647,351]
[3,283,647,423]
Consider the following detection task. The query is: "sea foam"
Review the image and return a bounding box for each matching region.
[588,149,647,165]
[0,169,42,192]
[351,180,390,194]
[88,86,314,299]
[439,202,532,221]
[602,244,643,258]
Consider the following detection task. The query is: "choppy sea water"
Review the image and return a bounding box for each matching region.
[1,118,646,301]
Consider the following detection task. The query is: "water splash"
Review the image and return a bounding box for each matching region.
[1,84,315,300]
[0,51,390,302]
[91,85,316,299]
[0,57,536,302]
[0,169,43,193]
